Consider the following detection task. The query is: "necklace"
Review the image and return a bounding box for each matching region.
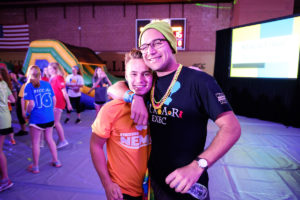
[150,64,183,111]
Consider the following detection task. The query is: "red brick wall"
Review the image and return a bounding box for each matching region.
[0,3,232,52]
[0,1,295,75]
[231,0,294,27]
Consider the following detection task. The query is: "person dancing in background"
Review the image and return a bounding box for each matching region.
[24,65,62,173]
[41,67,50,82]
[0,67,15,192]
[8,71,20,102]
[88,67,111,114]
[9,71,28,137]
[0,67,16,145]
[48,62,72,149]
[7,71,21,144]
[65,66,84,124]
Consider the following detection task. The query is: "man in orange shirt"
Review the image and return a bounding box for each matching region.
[90,49,152,200]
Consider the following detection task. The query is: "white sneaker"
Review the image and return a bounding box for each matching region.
[0,179,13,192]
[57,140,69,149]
[40,140,45,148]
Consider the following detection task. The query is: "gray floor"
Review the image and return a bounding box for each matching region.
[1,109,299,200]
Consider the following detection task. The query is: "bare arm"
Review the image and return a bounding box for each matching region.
[62,87,72,111]
[188,66,203,71]
[105,76,112,86]
[198,111,241,165]
[77,76,85,88]
[90,133,123,200]
[53,96,56,108]
[166,111,241,193]
[107,81,127,100]
[67,83,84,88]
[107,81,148,125]
[87,87,94,94]
[12,91,18,102]
[76,83,84,88]
[66,77,84,88]
[8,94,15,104]
[26,99,35,114]
[93,79,101,88]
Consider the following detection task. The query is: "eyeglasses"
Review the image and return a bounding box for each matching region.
[139,39,167,53]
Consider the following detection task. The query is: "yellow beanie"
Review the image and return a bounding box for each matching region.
[138,21,177,54]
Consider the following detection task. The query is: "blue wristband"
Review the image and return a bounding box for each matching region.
[123,90,135,103]
[26,112,30,117]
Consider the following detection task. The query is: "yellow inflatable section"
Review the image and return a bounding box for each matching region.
[23,39,122,108]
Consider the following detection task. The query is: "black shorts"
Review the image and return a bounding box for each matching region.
[95,101,106,105]
[67,96,82,113]
[122,194,142,200]
[29,121,54,130]
[0,127,14,135]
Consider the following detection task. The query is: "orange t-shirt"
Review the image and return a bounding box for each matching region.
[92,99,151,197]
[18,84,25,98]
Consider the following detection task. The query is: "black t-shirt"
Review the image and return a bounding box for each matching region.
[94,77,109,102]
[147,66,232,196]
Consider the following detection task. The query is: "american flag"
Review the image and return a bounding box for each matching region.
[0,24,30,50]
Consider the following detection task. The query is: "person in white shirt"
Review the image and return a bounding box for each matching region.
[65,66,84,124]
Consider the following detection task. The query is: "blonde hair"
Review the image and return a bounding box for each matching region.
[124,49,143,67]
[27,65,41,88]
[49,62,63,76]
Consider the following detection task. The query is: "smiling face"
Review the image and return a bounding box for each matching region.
[96,68,102,77]
[125,59,153,96]
[48,64,57,76]
[43,67,49,76]
[140,29,177,75]
[96,68,105,78]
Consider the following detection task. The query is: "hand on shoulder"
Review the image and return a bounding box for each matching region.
[188,66,203,72]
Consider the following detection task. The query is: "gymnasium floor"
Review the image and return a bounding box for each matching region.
[1,109,299,200]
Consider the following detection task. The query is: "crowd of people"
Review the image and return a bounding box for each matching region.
[0,62,111,192]
[1,21,241,200]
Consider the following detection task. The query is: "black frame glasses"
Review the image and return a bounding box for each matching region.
[139,39,167,53]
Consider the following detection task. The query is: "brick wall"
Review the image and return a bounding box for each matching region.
[0,1,294,76]
[231,0,294,27]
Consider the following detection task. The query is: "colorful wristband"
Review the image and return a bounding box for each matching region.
[123,90,135,103]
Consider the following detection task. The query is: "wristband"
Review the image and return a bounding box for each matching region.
[123,90,135,103]
[26,112,30,117]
